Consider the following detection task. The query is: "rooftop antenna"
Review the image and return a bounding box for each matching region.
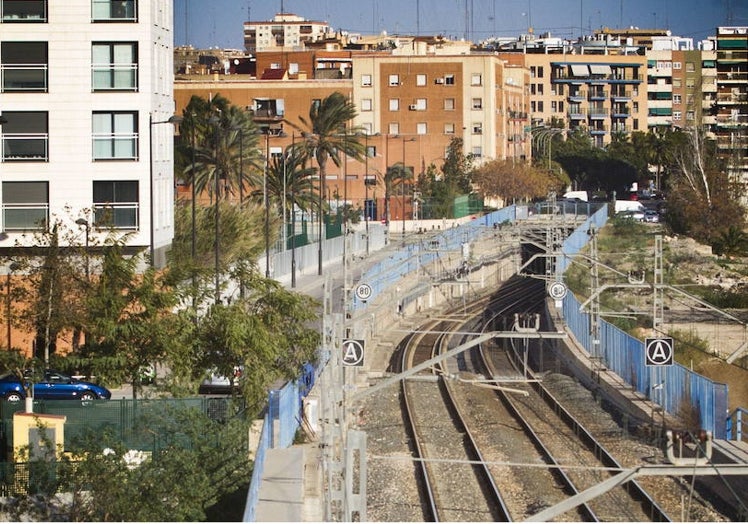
[280,0,284,14]
[416,0,419,36]
[184,0,189,45]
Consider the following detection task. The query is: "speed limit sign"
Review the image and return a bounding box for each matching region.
[548,281,568,300]
[355,283,373,301]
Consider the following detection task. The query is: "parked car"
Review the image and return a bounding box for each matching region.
[0,369,111,402]
[199,367,243,395]
[644,210,660,223]
[616,210,645,222]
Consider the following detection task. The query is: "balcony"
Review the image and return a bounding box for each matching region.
[2,203,49,230]
[1,133,48,161]
[588,107,609,119]
[1,63,47,91]
[610,89,631,100]
[567,90,586,102]
[718,71,748,83]
[588,89,608,101]
[568,108,586,120]
[717,92,748,104]
[93,203,139,229]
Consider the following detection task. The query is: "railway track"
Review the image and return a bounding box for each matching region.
[397,275,670,521]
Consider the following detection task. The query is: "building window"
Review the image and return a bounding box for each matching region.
[537,66,544,78]
[92,42,137,91]
[2,181,48,230]
[91,0,137,21]
[686,79,695,89]
[1,41,47,92]
[414,98,427,110]
[559,101,564,112]
[389,98,399,111]
[686,62,695,72]
[93,180,139,229]
[388,74,399,86]
[360,98,372,112]
[471,73,482,86]
[538,101,544,112]
[444,74,455,85]
[444,123,455,134]
[366,145,376,158]
[416,74,426,86]
[2,0,47,22]
[362,122,373,134]
[673,94,681,105]
[672,61,681,70]
[0,111,48,161]
[686,110,695,121]
[471,146,482,158]
[361,74,372,87]
[416,122,427,135]
[472,122,482,135]
[444,98,455,110]
[388,123,399,135]
[551,101,557,112]
[530,101,536,112]
[530,66,536,78]
[672,78,681,88]
[92,111,138,160]
[673,111,681,121]
[472,98,482,110]
[537,83,544,95]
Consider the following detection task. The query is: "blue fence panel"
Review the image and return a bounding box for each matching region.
[563,288,729,437]
[243,412,272,522]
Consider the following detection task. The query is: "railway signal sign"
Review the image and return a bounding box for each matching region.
[342,339,365,367]
[645,337,674,366]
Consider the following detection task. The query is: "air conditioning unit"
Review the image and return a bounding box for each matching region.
[435,77,444,84]
[408,104,418,111]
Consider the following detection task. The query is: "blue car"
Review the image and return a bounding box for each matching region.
[0,370,111,402]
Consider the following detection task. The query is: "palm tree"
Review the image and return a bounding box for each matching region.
[288,92,365,273]
[179,95,262,202]
[262,142,318,217]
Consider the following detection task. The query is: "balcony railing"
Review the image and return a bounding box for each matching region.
[2,203,49,230]
[92,133,138,160]
[718,72,748,82]
[610,89,632,99]
[91,0,136,21]
[93,203,139,229]
[588,90,608,100]
[1,64,47,91]
[1,133,48,161]
[588,108,609,119]
[92,64,137,91]
[717,93,748,104]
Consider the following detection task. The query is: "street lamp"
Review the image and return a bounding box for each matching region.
[149,113,183,268]
[75,218,90,282]
[364,133,370,255]
[290,133,297,288]
[6,262,20,350]
[208,114,221,302]
[401,136,417,238]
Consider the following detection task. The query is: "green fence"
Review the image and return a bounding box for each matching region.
[1,397,243,459]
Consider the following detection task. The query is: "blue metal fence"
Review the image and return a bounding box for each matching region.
[559,206,730,438]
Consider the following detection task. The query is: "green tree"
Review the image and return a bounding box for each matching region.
[417,137,474,218]
[472,158,563,204]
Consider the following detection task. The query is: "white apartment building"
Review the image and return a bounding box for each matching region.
[243,12,333,53]
[0,0,176,268]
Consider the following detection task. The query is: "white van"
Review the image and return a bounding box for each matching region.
[614,200,645,214]
[563,190,589,202]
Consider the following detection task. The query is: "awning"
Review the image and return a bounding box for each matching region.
[570,64,589,76]
[590,64,612,75]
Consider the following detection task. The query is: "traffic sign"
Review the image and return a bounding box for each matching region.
[342,339,365,367]
[355,283,373,301]
[548,281,568,300]
[645,337,674,366]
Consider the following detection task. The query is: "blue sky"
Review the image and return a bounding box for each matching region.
[175,0,747,50]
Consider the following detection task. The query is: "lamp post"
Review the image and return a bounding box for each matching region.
[264,132,271,278]
[401,136,417,238]
[208,114,221,303]
[290,133,297,287]
[75,218,90,281]
[6,262,20,350]
[148,113,182,268]
[364,133,370,255]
